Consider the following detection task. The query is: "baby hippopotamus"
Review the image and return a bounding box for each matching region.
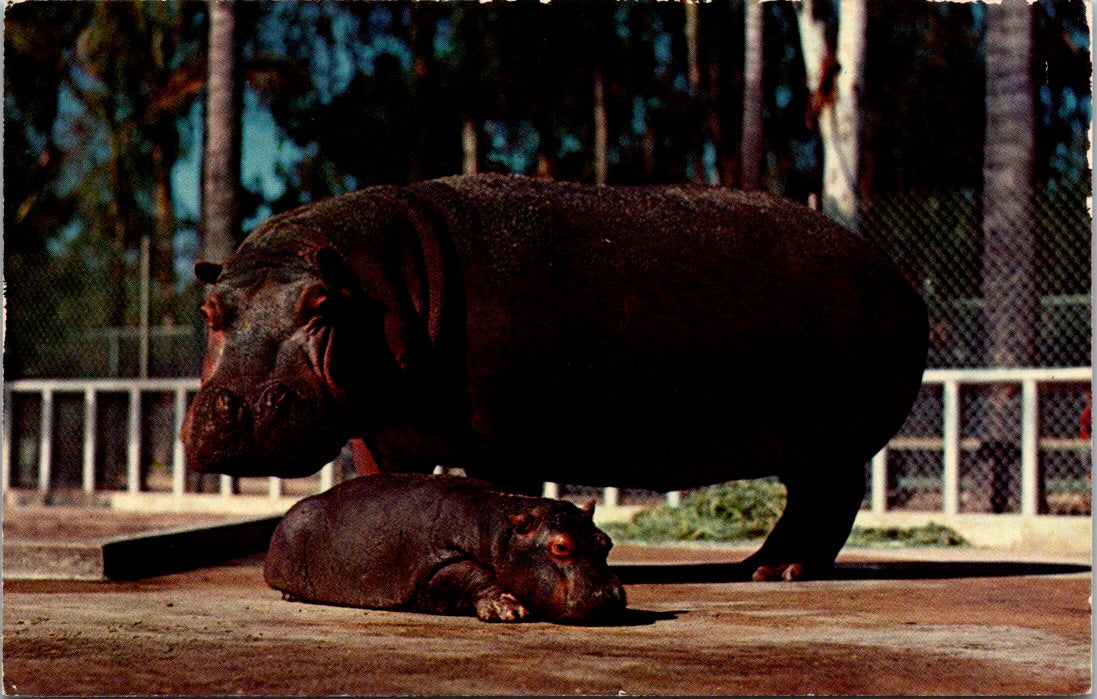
[264,474,627,624]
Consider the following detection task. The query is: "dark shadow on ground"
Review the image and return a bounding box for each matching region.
[555,608,684,627]
[612,560,1091,585]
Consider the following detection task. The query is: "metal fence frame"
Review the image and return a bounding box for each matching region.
[3,368,1092,516]
[870,366,1091,517]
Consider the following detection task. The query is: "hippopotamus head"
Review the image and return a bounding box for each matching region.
[181,234,409,477]
[498,500,626,624]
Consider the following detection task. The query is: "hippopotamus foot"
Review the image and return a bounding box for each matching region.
[417,558,532,622]
[750,563,805,582]
[281,591,304,602]
[743,465,865,582]
[474,590,530,623]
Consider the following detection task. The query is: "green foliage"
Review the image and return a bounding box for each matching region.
[604,480,968,549]
[845,522,968,548]
[602,480,787,543]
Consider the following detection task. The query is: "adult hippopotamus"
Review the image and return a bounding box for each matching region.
[264,473,626,623]
[181,174,928,580]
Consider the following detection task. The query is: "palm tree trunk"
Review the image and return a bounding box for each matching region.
[461,119,478,175]
[683,1,705,184]
[593,67,608,185]
[201,0,242,264]
[740,0,764,189]
[982,0,1037,368]
[980,0,1037,512]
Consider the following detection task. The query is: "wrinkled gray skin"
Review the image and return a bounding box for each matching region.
[183,174,929,581]
[264,474,626,624]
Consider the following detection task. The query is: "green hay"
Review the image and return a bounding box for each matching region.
[603,480,968,548]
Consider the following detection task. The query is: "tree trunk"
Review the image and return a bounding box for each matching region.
[740,0,764,190]
[683,1,705,184]
[799,0,865,231]
[408,3,438,183]
[982,0,1037,369]
[822,0,866,233]
[593,67,608,185]
[151,140,176,322]
[461,119,478,175]
[201,0,242,265]
[980,0,1037,512]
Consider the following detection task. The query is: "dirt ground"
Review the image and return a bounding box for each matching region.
[3,541,1091,696]
[2,506,242,542]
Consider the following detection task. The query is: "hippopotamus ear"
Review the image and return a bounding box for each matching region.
[194,261,223,285]
[581,500,596,519]
[508,508,545,537]
[311,245,370,309]
[314,246,350,285]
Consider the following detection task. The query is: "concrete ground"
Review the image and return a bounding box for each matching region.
[3,535,1091,696]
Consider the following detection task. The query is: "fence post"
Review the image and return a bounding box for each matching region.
[666,490,681,508]
[319,462,335,492]
[942,379,960,515]
[172,388,188,497]
[83,388,97,494]
[127,389,142,494]
[1020,378,1039,516]
[542,481,559,499]
[871,448,888,513]
[269,477,283,500]
[38,388,54,495]
[3,386,13,493]
[603,486,619,508]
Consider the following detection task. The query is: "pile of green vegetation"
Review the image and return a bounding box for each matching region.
[603,480,968,548]
[602,480,787,543]
[845,522,968,548]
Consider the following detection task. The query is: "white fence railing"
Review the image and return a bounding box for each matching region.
[870,367,1091,517]
[3,368,1092,515]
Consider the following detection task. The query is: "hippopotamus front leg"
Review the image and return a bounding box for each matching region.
[415,559,529,622]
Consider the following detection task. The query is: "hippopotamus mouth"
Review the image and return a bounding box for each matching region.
[550,575,628,625]
[182,378,348,478]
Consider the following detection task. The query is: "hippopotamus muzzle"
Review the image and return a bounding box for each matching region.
[550,572,628,625]
[183,377,348,477]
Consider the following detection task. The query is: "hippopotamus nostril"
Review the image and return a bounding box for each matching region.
[609,581,626,603]
[257,384,299,418]
[214,390,243,422]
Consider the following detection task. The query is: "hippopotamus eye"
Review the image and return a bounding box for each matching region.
[548,536,574,561]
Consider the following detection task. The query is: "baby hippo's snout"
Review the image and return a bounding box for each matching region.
[558,573,627,624]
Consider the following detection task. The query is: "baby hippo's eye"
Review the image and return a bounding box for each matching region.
[548,536,574,560]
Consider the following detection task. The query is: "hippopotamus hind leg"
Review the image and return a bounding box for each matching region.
[742,461,865,581]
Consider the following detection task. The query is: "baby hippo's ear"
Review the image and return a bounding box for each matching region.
[508,508,545,536]
[581,500,596,519]
[194,261,223,285]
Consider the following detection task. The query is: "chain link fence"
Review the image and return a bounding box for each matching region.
[860,182,1091,369]
[857,181,1091,516]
